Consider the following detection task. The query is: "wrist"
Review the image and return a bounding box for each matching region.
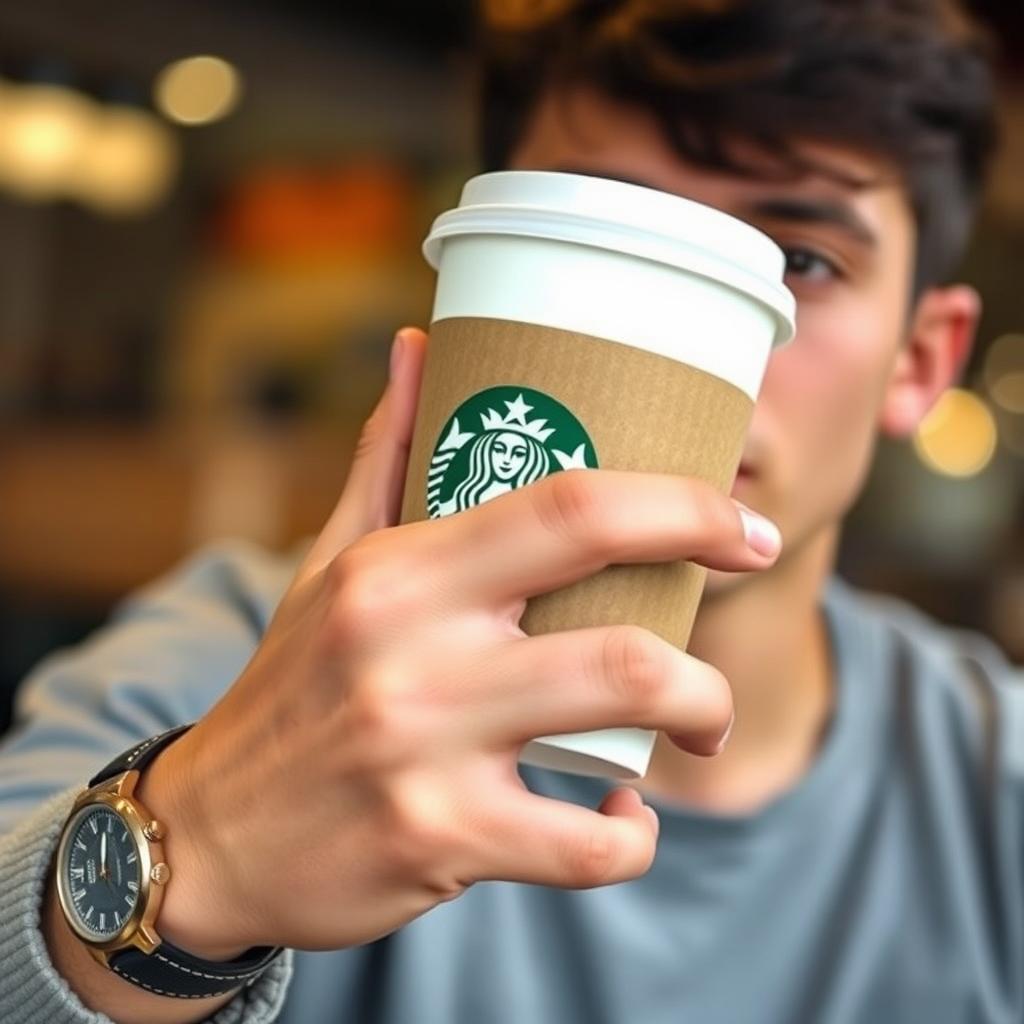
[44,870,236,1024]
[134,728,254,961]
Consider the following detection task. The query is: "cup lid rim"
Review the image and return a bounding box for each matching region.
[423,170,796,346]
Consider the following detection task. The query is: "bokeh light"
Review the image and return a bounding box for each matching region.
[0,82,96,200]
[913,388,998,478]
[73,105,178,214]
[154,56,242,126]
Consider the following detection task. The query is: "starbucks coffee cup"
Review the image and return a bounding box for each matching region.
[401,171,795,780]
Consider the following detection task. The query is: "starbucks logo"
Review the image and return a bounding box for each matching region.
[427,386,598,519]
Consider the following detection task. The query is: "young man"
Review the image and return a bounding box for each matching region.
[0,2,1013,1022]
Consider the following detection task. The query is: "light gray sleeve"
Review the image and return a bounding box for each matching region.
[0,538,298,835]
[0,539,302,1023]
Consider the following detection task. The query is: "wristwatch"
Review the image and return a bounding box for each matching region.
[54,724,282,998]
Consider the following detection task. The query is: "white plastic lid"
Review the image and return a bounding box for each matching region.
[423,170,796,347]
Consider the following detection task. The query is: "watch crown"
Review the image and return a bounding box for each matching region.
[143,819,165,841]
[151,862,171,884]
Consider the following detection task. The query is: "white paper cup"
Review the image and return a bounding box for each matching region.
[414,171,795,779]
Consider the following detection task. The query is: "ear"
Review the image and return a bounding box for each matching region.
[878,284,982,439]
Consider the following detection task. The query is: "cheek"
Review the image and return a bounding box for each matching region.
[753,302,899,519]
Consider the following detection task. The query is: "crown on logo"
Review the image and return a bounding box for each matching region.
[480,393,555,443]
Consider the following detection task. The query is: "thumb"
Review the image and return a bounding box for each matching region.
[296,326,428,586]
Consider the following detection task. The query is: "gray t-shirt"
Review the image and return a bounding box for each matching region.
[1,540,1022,1024]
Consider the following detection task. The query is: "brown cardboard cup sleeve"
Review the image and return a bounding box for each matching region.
[400,317,754,779]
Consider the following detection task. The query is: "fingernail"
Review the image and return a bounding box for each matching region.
[715,714,735,755]
[737,506,781,558]
[643,804,660,838]
[389,330,406,381]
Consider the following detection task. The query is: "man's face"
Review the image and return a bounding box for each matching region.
[508,88,919,595]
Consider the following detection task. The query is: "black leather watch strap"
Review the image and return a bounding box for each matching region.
[108,939,281,999]
[88,722,195,787]
[86,724,283,997]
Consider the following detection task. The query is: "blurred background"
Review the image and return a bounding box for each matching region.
[0,0,1021,736]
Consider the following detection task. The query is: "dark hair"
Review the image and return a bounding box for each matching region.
[477,0,999,295]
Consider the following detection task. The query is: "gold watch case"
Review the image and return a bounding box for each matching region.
[55,770,171,967]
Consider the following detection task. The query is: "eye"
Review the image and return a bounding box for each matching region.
[782,246,841,283]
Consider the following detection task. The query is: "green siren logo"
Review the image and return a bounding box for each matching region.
[427,386,598,519]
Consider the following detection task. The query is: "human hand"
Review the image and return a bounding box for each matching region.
[138,326,781,958]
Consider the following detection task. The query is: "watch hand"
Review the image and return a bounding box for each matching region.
[100,832,108,879]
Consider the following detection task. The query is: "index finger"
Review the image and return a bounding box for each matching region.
[414,469,780,608]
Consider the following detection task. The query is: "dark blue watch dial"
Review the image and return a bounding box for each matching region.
[64,806,142,939]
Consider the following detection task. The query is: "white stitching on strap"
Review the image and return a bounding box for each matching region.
[153,950,266,981]
[111,964,242,999]
[125,734,160,766]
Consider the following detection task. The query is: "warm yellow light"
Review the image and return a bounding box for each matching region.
[990,370,1024,414]
[154,56,241,126]
[74,106,178,214]
[913,388,997,478]
[0,83,96,199]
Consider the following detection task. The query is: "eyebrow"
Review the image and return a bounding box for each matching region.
[547,165,879,249]
[742,198,878,249]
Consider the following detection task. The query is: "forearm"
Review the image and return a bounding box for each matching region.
[0,540,299,1022]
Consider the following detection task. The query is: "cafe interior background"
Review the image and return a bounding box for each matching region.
[0,0,1022,736]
